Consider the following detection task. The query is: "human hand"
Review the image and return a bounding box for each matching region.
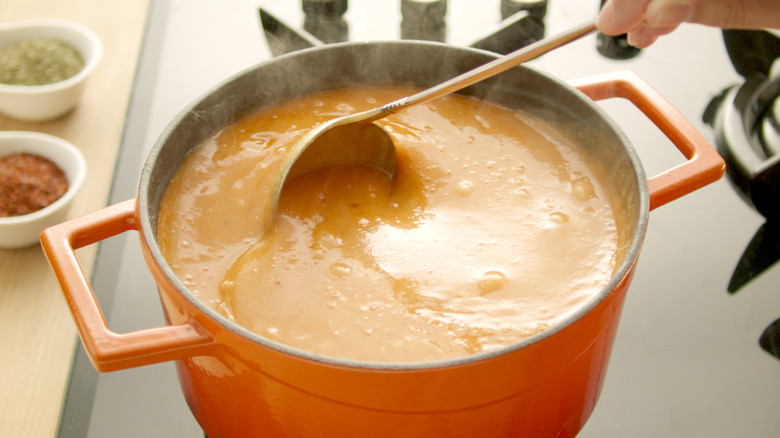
[597,0,780,48]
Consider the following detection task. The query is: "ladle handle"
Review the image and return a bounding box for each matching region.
[378,19,598,117]
[570,70,725,210]
[40,199,216,372]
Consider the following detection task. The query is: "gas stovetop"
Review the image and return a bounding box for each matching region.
[57,1,780,436]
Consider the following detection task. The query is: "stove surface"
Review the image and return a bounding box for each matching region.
[57,0,780,436]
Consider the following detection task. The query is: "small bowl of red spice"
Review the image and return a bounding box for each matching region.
[0,131,86,249]
[0,19,102,122]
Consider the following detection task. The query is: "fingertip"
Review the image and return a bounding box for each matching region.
[597,0,620,35]
[626,28,658,48]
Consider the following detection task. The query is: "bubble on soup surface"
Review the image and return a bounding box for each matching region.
[219,280,235,295]
[455,180,474,198]
[317,232,343,250]
[572,177,596,202]
[535,323,550,333]
[514,187,530,198]
[549,211,569,224]
[478,271,506,296]
[329,262,352,278]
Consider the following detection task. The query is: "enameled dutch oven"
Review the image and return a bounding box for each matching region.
[41,41,724,437]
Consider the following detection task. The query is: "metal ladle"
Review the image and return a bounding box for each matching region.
[263,19,597,234]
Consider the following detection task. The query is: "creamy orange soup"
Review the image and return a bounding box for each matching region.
[158,87,619,362]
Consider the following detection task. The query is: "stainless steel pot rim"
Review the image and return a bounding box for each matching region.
[139,40,650,371]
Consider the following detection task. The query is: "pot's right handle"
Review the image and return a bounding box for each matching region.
[569,70,725,211]
[40,198,216,372]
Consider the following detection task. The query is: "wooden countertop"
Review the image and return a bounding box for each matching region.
[0,1,150,436]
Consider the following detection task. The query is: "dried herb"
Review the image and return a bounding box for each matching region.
[0,153,68,217]
[0,38,84,86]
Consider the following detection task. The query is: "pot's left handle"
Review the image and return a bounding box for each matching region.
[40,198,216,372]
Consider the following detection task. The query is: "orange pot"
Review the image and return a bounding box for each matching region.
[41,42,724,437]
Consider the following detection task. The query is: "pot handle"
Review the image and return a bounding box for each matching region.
[40,198,216,372]
[570,70,725,210]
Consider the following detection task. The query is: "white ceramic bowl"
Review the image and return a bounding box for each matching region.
[0,19,102,122]
[0,131,86,249]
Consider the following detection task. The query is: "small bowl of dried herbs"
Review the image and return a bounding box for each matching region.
[0,131,86,249]
[0,19,102,122]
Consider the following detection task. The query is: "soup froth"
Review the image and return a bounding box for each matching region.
[157,87,620,362]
